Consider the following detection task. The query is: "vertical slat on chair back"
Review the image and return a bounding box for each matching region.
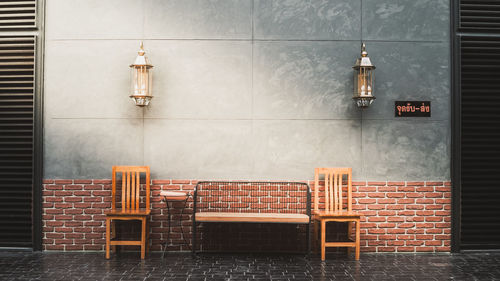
[314,168,352,213]
[111,166,150,211]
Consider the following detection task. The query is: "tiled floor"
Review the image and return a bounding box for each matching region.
[0,251,499,281]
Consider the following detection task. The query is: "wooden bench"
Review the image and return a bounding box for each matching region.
[192,181,311,254]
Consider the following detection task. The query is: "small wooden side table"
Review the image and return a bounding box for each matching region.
[160,190,190,258]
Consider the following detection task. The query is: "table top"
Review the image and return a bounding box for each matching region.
[160,190,189,201]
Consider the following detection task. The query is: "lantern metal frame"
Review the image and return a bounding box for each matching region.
[130,42,153,107]
[352,43,376,108]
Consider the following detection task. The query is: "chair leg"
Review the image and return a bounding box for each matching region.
[321,220,326,261]
[141,218,146,260]
[106,218,111,259]
[111,220,116,253]
[355,219,360,260]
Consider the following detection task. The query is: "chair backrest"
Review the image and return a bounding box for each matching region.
[314,167,352,213]
[111,166,150,211]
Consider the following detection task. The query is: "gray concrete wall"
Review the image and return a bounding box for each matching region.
[43,0,450,181]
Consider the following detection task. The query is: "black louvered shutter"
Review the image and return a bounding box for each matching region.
[0,35,35,248]
[0,0,36,29]
[459,1,500,250]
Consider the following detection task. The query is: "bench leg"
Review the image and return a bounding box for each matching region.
[321,220,326,261]
[306,223,310,255]
[192,221,196,256]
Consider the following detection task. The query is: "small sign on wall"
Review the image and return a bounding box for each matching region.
[395,101,431,117]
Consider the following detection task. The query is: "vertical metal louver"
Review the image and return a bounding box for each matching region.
[0,36,35,248]
[460,36,500,250]
[460,1,500,32]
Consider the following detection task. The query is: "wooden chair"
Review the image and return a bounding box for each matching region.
[105,166,150,259]
[313,167,361,260]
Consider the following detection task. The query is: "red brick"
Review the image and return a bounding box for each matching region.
[359,210,377,216]
[358,186,377,192]
[46,185,63,190]
[377,186,396,192]
[93,179,111,184]
[407,229,425,234]
[397,247,415,252]
[55,180,73,184]
[83,185,103,190]
[425,241,442,246]
[397,235,414,240]
[84,209,102,214]
[435,211,451,216]
[386,206,404,211]
[46,245,64,250]
[367,217,386,222]
[426,181,443,186]
[46,197,63,203]
[43,191,54,196]
[435,199,451,204]
[172,180,190,184]
[425,192,442,198]
[398,210,415,216]
[398,186,415,192]
[426,229,443,234]
[378,210,396,216]
[378,247,396,252]
[397,199,415,204]
[74,180,92,184]
[83,197,102,202]
[358,199,376,204]
[387,229,405,234]
[367,181,386,186]
[46,233,64,239]
[435,235,451,240]
[416,223,434,228]
[378,199,396,204]
[416,186,434,192]
[406,205,424,210]
[377,223,396,228]
[65,185,83,190]
[361,223,377,228]
[378,235,396,240]
[398,223,415,228]
[54,227,73,233]
[54,191,73,196]
[152,180,171,184]
[406,193,424,198]
[54,215,73,221]
[416,235,434,240]
[46,221,64,227]
[426,205,443,210]
[65,197,82,203]
[368,240,385,246]
[352,181,366,186]
[415,247,435,252]
[45,209,63,214]
[416,199,434,204]
[64,209,83,215]
[43,179,55,184]
[74,215,92,221]
[406,241,424,246]
[368,229,385,234]
[92,191,111,196]
[426,217,443,222]
[368,205,385,210]
[416,210,434,216]
[66,245,84,251]
[368,193,385,198]
[74,203,92,208]
[387,241,405,246]
[65,233,84,239]
[386,193,404,198]
[436,186,451,192]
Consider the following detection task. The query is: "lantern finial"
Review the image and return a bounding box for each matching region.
[361,43,367,57]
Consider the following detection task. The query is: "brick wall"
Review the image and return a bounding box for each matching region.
[42,179,451,253]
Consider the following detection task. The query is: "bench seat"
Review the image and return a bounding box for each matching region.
[195,212,310,224]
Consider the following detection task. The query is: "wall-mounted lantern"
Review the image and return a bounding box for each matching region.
[352,43,375,108]
[130,42,153,107]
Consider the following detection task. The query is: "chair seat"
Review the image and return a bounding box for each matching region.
[160,190,189,201]
[105,209,151,216]
[313,210,361,218]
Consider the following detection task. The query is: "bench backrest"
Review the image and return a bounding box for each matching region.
[193,181,311,215]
